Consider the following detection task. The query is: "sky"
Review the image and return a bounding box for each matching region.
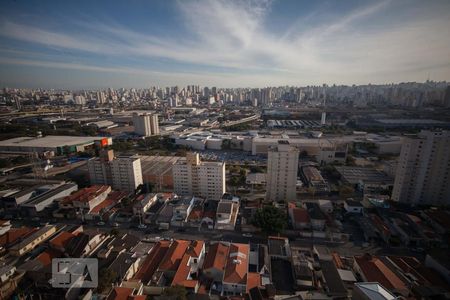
[0,0,450,89]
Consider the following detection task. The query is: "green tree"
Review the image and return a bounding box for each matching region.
[252,206,287,235]
[162,285,187,300]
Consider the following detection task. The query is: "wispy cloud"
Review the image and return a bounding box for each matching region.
[0,0,449,87]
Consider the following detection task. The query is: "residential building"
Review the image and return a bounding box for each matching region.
[222,243,249,296]
[88,150,143,192]
[301,166,329,192]
[203,242,229,282]
[9,225,56,256]
[392,130,450,206]
[266,141,299,202]
[133,112,159,136]
[133,193,158,217]
[352,283,396,300]
[172,152,225,201]
[215,200,239,230]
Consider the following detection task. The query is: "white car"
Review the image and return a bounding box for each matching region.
[138,224,147,229]
[112,222,119,227]
[97,221,105,226]
[242,233,253,238]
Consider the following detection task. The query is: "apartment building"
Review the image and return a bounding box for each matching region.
[172,152,225,201]
[266,141,299,202]
[133,112,159,136]
[88,150,143,193]
[392,130,450,206]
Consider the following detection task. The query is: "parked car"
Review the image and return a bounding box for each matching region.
[242,233,253,238]
[97,221,105,226]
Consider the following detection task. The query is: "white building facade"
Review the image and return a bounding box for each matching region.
[266,141,299,202]
[172,152,225,201]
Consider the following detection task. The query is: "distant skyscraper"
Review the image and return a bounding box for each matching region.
[266,141,299,202]
[321,112,327,125]
[96,91,106,104]
[133,113,159,136]
[392,130,450,206]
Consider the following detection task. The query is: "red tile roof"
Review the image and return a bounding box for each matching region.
[246,272,261,293]
[0,227,37,247]
[354,254,407,293]
[134,240,171,283]
[90,198,115,214]
[107,287,133,300]
[159,240,190,272]
[186,240,204,257]
[63,185,110,204]
[223,243,249,285]
[36,248,62,266]
[171,253,198,288]
[203,242,229,271]
[187,209,203,221]
[291,207,310,224]
[50,231,76,249]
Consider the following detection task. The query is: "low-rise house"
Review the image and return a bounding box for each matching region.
[171,240,205,292]
[301,166,329,192]
[291,246,314,289]
[304,202,326,231]
[344,200,364,214]
[9,225,56,256]
[268,236,291,259]
[156,240,191,285]
[65,232,107,257]
[0,265,16,284]
[319,259,348,298]
[133,193,158,217]
[352,282,396,300]
[107,286,146,300]
[203,242,229,283]
[108,252,140,281]
[70,185,111,213]
[0,226,38,252]
[0,220,11,236]
[289,206,310,230]
[215,200,239,230]
[85,191,126,221]
[353,254,409,296]
[49,231,77,252]
[171,196,196,227]
[222,243,249,296]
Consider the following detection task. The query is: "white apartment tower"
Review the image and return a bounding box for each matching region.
[172,152,225,200]
[392,130,450,206]
[266,141,299,202]
[88,150,143,193]
[133,112,159,136]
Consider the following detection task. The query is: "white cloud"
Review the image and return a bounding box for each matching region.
[0,0,449,86]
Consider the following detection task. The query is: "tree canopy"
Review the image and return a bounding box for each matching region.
[252,205,287,235]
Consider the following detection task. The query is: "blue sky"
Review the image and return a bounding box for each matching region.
[0,0,449,88]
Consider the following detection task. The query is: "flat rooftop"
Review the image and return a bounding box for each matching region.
[335,166,393,184]
[0,135,107,148]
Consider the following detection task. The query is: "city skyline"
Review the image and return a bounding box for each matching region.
[1,0,450,88]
